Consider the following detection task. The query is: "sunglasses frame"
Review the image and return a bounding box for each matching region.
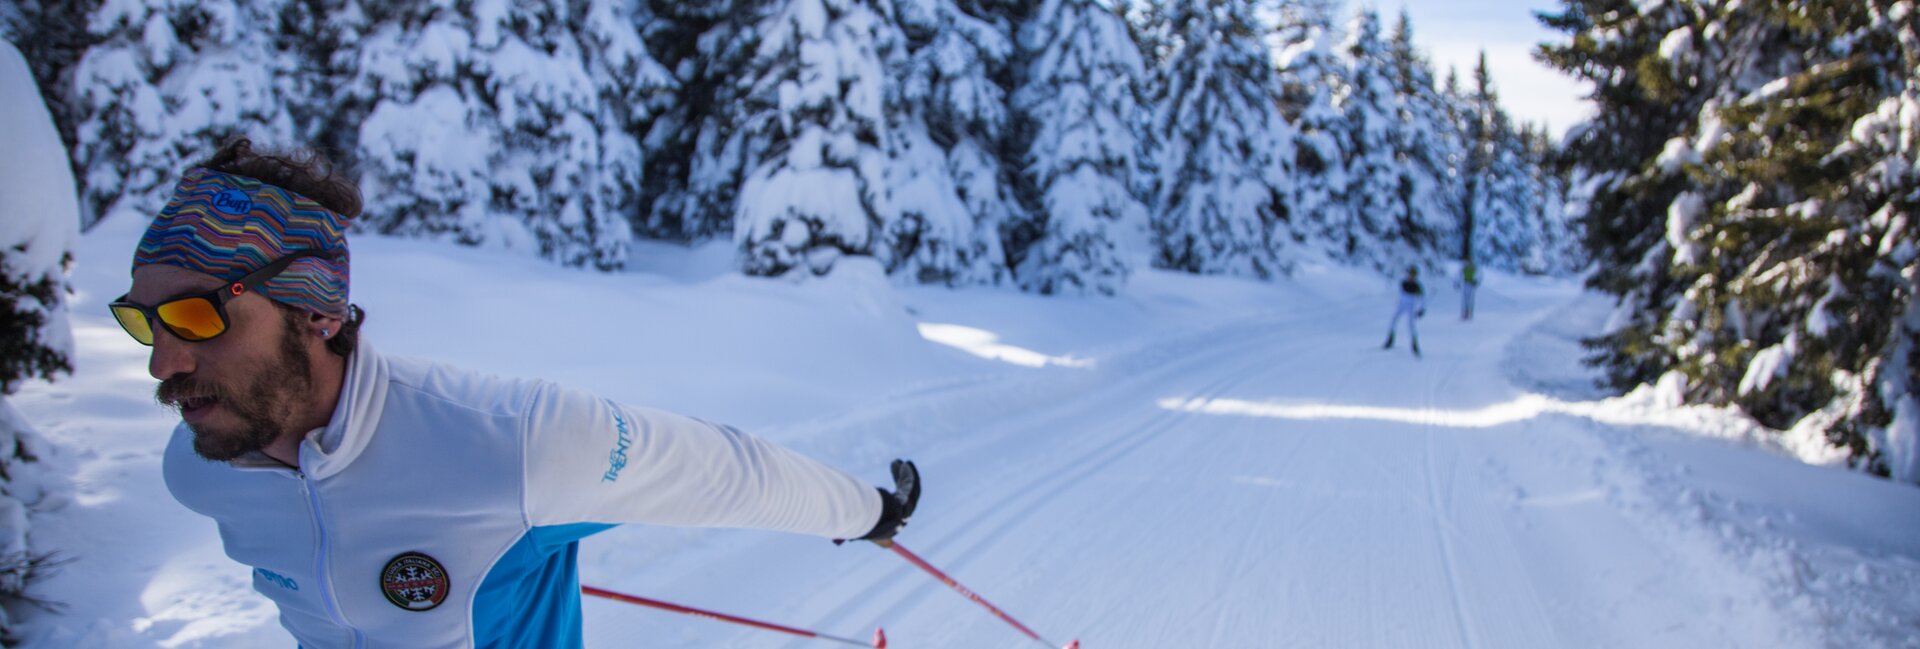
[111,249,339,346]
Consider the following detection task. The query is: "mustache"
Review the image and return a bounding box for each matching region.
[155,375,229,410]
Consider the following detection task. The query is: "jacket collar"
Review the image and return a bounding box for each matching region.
[295,336,387,479]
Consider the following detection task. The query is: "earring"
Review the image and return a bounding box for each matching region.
[320,328,331,338]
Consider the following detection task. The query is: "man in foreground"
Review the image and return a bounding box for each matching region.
[111,138,918,648]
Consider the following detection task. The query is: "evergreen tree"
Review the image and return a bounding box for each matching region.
[66,0,298,227]
[730,0,903,276]
[1334,7,1401,267]
[1539,0,1714,392]
[1,40,78,641]
[1458,53,1536,271]
[1547,0,1920,480]
[349,2,521,255]
[1669,0,1919,478]
[1118,0,1172,206]
[279,0,365,155]
[889,0,1019,285]
[351,0,655,269]
[1456,55,1493,265]
[575,0,676,250]
[1271,0,1349,262]
[1523,124,1582,274]
[1147,0,1298,279]
[1117,0,1176,71]
[639,0,756,242]
[1384,10,1457,265]
[1,42,75,396]
[1011,0,1150,294]
[2,0,102,203]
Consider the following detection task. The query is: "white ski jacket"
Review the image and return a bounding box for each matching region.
[163,338,883,649]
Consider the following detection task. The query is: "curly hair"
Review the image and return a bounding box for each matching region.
[195,136,363,218]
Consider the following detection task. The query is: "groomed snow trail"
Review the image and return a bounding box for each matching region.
[579,282,1824,649]
[20,224,1917,648]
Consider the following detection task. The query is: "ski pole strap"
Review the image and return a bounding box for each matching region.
[582,585,886,648]
[881,541,1077,649]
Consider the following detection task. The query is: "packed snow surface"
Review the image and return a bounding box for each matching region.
[10,219,1919,648]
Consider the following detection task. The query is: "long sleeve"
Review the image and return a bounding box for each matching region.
[519,381,882,539]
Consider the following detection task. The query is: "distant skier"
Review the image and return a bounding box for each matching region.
[1383,265,1425,357]
[1460,260,1480,321]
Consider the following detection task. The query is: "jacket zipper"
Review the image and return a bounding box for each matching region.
[299,473,366,648]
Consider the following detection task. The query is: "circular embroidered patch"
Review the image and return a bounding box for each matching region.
[380,552,450,611]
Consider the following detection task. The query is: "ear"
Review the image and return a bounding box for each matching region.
[309,309,346,340]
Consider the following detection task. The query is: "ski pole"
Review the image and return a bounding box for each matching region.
[582,585,887,648]
[879,540,1080,649]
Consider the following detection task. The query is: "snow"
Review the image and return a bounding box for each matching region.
[1657,136,1703,173]
[1890,396,1920,485]
[7,210,1920,648]
[1738,338,1795,396]
[1658,26,1695,64]
[1667,191,1705,266]
[0,42,79,284]
[1,36,80,639]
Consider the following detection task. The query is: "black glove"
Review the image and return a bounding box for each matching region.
[844,459,919,544]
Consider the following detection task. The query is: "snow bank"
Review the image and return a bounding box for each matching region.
[0,37,79,643]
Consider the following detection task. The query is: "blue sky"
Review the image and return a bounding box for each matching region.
[1391,0,1594,137]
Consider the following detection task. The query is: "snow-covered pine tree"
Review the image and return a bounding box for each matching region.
[1384,10,1457,266]
[1010,0,1150,294]
[66,0,298,227]
[1481,113,1545,270]
[730,0,903,276]
[1539,0,1715,392]
[1118,0,1171,207]
[495,0,631,269]
[352,0,641,268]
[1118,0,1176,71]
[277,0,364,155]
[2,0,97,190]
[0,40,77,641]
[350,2,511,251]
[638,0,756,242]
[1455,56,1491,265]
[577,0,677,248]
[1638,0,1920,480]
[1457,52,1536,271]
[0,43,74,402]
[1147,0,1298,279]
[889,0,1018,285]
[1271,0,1350,263]
[1522,123,1582,275]
[1333,7,1401,268]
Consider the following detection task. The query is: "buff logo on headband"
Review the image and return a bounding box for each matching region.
[133,168,350,317]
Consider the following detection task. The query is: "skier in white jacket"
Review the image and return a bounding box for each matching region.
[1382,265,1425,357]
[109,139,919,649]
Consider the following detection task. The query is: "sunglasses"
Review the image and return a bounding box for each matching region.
[110,250,338,346]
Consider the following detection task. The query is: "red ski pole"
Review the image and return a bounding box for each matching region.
[582,585,886,648]
[879,540,1080,649]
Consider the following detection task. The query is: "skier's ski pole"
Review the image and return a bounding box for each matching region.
[582,585,887,648]
[879,540,1080,649]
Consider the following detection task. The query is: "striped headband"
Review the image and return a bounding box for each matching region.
[133,168,350,318]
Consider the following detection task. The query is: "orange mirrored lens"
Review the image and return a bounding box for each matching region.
[110,305,156,345]
[155,297,226,341]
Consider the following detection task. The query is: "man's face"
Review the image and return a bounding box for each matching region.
[129,264,316,461]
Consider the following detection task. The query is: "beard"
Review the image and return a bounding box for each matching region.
[156,311,316,461]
